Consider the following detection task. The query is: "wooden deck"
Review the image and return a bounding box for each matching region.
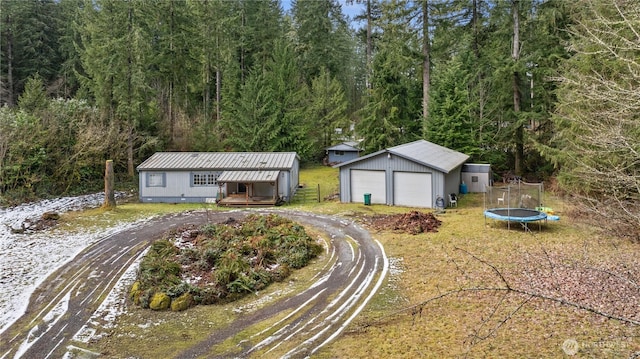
[217,194,279,207]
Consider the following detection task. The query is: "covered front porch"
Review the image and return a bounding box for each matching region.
[217,194,280,207]
[216,170,282,207]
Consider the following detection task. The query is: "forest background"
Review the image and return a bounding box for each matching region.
[1,0,639,237]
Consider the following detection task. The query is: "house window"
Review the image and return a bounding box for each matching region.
[472,176,479,183]
[146,172,166,187]
[192,172,219,186]
[335,150,344,156]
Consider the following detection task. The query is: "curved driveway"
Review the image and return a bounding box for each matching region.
[0,209,387,358]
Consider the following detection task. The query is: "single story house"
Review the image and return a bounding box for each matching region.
[325,141,362,164]
[334,140,469,208]
[137,152,299,205]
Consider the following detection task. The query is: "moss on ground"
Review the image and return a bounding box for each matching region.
[149,292,171,311]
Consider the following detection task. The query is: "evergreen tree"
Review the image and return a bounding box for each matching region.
[224,40,311,159]
[303,67,350,159]
[17,75,48,114]
[357,0,422,153]
[547,0,640,235]
[426,53,478,157]
[56,0,86,99]
[292,0,353,88]
[0,0,63,106]
[78,0,158,176]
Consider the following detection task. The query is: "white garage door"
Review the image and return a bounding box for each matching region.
[394,172,432,208]
[351,170,386,204]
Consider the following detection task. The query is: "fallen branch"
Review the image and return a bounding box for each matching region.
[349,249,640,337]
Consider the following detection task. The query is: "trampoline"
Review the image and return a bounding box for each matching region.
[484,208,547,222]
[484,208,547,231]
[484,181,550,231]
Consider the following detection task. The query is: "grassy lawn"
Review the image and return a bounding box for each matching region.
[294,166,640,358]
[74,165,639,358]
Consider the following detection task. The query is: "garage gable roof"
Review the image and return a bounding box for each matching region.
[137,152,298,171]
[334,140,469,174]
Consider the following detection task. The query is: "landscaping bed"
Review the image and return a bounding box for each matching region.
[129,213,323,311]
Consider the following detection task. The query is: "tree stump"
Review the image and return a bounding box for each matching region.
[103,159,116,209]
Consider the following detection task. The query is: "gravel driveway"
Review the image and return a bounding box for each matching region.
[0,209,387,358]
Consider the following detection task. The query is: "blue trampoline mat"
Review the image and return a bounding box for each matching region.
[484,208,547,222]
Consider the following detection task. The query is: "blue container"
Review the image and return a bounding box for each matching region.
[459,182,468,194]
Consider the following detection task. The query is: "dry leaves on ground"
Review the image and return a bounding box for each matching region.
[361,211,442,235]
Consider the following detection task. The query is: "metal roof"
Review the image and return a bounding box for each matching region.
[326,142,362,152]
[462,163,491,173]
[217,170,280,183]
[137,152,298,171]
[389,140,469,173]
[334,140,469,174]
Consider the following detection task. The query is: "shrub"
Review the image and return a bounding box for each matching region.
[178,247,200,264]
[149,292,171,310]
[194,286,226,305]
[138,289,154,308]
[171,293,194,311]
[129,281,143,305]
[133,214,321,310]
[165,282,192,298]
[270,264,291,282]
[202,248,221,265]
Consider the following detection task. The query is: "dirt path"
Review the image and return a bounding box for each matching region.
[0,210,387,358]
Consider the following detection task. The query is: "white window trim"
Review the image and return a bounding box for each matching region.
[146,172,166,187]
[191,172,220,187]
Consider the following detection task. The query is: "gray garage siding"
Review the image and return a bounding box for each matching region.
[444,167,462,198]
[338,152,445,207]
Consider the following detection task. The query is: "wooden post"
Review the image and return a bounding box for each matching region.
[104,160,116,209]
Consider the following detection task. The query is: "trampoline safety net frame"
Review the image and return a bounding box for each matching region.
[484,182,546,231]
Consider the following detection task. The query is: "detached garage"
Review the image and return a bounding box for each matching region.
[335,140,469,208]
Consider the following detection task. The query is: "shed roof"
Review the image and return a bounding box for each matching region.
[217,170,280,183]
[137,152,297,171]
[462,163,491,173]
[326,142,362,152]
[334,140,469,174]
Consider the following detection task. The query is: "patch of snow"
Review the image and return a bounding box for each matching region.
[388,257,405,277]
[232,287,294,314]
[72,248,148,343]
[15,290,71,358]
[0,193,143,335]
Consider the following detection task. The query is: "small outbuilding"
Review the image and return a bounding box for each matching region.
[137,152,299,206]
[461,163,492,193]
[325,141,362,164]
[335,140,469,208]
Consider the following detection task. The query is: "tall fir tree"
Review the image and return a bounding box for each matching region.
[0,0,63,106]
[357,0,422,153]
[546,0,640,235]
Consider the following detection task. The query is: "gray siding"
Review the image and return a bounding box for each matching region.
[140,169,296,203]
[339,152,454,207]
[287,157,299,199]
[139,153,300,203]
[139,171,222,203]
[444,167,462,205]
[328,150,359,163]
